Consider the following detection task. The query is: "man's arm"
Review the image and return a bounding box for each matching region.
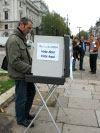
[7,38,31,74]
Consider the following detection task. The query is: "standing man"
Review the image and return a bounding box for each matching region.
[79,36,86,71]
[6,17,36,127]
[86,35,99,74]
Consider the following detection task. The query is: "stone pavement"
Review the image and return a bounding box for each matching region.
[0,56,100,133]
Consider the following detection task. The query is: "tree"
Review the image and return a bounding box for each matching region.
[40,12,71,36]
[77,30,88,40]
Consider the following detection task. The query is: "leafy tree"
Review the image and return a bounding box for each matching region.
[77,30,88,40]
[40,12,70,36]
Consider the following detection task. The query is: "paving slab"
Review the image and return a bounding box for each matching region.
[5,102,15,117]
[55,88,65,96]
[65,89,92,99]
[36,107,58,122]
[33,91,59,107]
[69,84,95,91]
[93,95,100,100]
[71,79,88,85]
[62,124,100,133]
[89,80,100,86]
[96,110,100,127]
[0,113,14,133]
[95,85,100,92]
[57,108,98,127]
[73,72,82,79]
[56,96,69,108]
[92,91,100,96]
[68,97,100,110]
[11,120,62,133]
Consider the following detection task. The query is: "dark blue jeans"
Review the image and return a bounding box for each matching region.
[79,55,84,70]
[72,57,76,70]
[15,80,36,122]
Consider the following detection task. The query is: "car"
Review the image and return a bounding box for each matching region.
[26,40,34,47]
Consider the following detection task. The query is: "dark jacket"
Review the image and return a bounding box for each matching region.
[72,42,80,59]
[79,40,86,56]
[6,28,32,80]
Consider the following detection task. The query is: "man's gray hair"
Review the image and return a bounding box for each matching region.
[18,17,33,26]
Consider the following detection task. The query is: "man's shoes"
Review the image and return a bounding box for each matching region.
[26,114,35,120]
[80,69,85,71]
[91,72,96,74]
[73,69,77,71]
[17,119,34,127]
[89,71,92,72]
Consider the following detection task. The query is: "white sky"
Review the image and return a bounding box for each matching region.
[44,0,100,35]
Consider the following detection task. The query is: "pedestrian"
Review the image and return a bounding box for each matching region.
[79,36,86,70]
[72,36,80,71]
[85,35,99,74]
[6,17,36,127]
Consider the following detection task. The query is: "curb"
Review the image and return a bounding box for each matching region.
[0,86,15,109]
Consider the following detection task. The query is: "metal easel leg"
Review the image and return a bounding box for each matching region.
[24,84,61,133]
[33,84,55,115]
[47,84,68,117]
[64,82,70,96]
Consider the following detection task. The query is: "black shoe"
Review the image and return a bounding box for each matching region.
[26,114,35,120]
[91,72,96,74]
[80,69,85,71]
[73,69,77,71]
[17,119,34,127]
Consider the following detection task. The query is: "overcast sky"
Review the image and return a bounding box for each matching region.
[44,0,100,35]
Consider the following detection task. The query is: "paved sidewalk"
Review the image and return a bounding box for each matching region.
[0,56,100,133]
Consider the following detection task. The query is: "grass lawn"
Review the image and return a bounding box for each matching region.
[0,72,14,95]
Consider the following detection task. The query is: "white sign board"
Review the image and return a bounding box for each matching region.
[31,35,65,77]
[37,43,59,61]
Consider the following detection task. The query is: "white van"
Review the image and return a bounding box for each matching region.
[0,37,8,47]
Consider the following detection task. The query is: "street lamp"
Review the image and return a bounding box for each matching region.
[66,14,69,34]
[51,26,54,35]
[66,14,70,35]
[77,27,82,39]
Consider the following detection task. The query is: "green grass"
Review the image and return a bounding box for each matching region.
[0,72,8,76]
[0,73,14,95]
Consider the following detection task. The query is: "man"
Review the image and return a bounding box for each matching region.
[79,36,86,70]
[6,17,36,127]
[86,35,99,74]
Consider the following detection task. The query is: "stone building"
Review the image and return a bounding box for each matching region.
[0,0,49,39]
[89,18,100,40]
[95,19,100,38]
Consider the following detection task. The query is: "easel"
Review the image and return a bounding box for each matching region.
[24,76,69,133]
[24,35,72,133]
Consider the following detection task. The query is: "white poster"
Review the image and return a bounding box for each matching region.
[37,43,59,61]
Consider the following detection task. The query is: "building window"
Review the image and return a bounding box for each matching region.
[5,11,8,20]
[20,2,22,7]
[20,13,22,19]
[5,24,8,29]
[4,0,8,5]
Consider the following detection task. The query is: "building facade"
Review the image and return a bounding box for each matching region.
[88,18,100,40]
[0,0,49,38]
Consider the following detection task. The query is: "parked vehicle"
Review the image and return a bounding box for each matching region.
[0,37,8,47]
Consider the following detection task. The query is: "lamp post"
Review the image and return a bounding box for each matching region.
[77,27,82,39]
[51,26,54,36]
[66,14,70,35]
[66,14,69,34]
